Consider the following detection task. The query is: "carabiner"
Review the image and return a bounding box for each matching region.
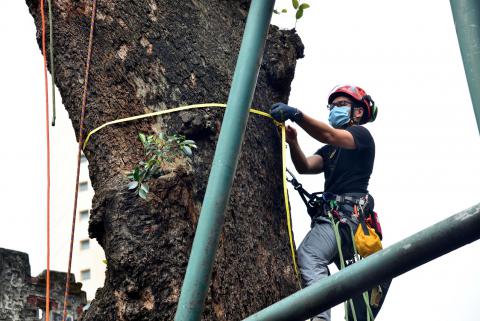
[286,168,296,183]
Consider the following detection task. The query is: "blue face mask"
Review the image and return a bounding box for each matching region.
[328,106,351,128]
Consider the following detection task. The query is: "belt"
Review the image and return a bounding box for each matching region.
[322,192,368,207]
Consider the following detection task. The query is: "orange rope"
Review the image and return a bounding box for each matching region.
[40,0,51,320]
[62,0,97,320]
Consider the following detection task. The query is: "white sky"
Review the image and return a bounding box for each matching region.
[0,1,479,320]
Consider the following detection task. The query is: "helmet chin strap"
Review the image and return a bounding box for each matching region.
[349,106,362,126]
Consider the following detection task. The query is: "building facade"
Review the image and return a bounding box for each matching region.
[70,154,106,301]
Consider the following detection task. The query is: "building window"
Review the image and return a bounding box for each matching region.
[79,182,88,192]
[79,210,89,221]
[80,239,90,250]
[80,269,91,281]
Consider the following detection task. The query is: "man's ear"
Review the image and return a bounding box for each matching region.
[354,107,364,120]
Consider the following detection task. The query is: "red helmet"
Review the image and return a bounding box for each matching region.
[328,85,378,124]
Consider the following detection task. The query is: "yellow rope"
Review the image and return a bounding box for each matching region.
[83,103,279,149]
[281,125,302,287]
[82,102,301,286]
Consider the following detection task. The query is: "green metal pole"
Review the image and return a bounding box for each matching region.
[243,203,480,321]
[174,1,275,320]
[450,0,480,134]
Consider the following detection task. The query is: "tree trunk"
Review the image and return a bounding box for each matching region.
[27,1,304,320]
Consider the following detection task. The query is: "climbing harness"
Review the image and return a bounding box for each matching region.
[286,170,382,321]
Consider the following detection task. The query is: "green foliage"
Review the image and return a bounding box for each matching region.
[294,2,309,25]
[273,1,310,27]
[127,132,197,200]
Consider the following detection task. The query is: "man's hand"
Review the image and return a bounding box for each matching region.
[270,102,303,122]
[285,125,298,144]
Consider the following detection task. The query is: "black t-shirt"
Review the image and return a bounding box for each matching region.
[315,126,375,194]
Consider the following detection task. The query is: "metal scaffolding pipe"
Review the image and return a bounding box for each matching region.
[243,203,480,321]
[174,1,276,320]
[450,0,480,134]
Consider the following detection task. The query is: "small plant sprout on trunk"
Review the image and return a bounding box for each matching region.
[127,132,197,199]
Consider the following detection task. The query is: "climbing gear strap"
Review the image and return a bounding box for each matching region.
[323,192,368,207]
[286,169,324,218]
[328,210,375,321]
[349,225,376,321]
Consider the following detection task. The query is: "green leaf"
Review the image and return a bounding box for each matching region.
[273,9,279,14]
[282,9,288,13]
[296,8,304,20]
[292,0,299,9]
[138,169,147,181]
[184,140,196,145]
[182,145,192,156]
[299,3,310,10]
[146,135,153,146]
[139,188,147,200]
[139,133,146,144]
[140,183,149,193]
[147,156,156,167]
[102,259,107,265]
[128,181,139,190]
[133,167,140,180]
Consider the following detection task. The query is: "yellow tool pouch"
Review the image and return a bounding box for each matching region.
[354,221,383,257]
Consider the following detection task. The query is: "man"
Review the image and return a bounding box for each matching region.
[270,85,387,321]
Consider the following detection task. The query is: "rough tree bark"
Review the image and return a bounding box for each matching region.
[27,1,304,320]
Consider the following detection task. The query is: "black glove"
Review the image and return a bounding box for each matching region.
[270,102,303,122]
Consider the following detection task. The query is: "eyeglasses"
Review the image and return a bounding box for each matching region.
[327,100,353,110]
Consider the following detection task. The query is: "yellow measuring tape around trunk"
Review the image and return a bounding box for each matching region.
[83,103,301,287]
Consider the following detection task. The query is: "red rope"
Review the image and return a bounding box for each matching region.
[62,1,97,320]
[40,1,51,320]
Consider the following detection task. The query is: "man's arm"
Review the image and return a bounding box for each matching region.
[284,125,323,174]
[288,139,324,174]
[269,103,357,150]
[296,113,356,150]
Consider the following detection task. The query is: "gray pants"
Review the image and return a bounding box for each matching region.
[297,194,366,321]
[297,221,338,321]
[297,194,389,321]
